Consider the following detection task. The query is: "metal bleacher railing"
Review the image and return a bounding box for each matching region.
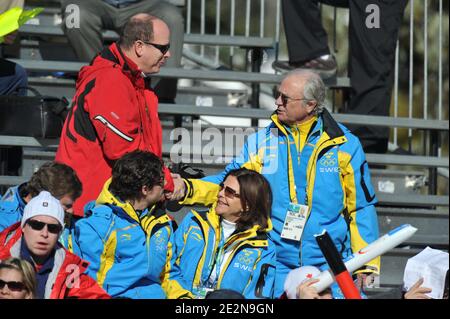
[0,0,448,293]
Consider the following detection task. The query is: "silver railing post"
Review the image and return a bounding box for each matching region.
[393,40,399,148]
[408,0,414,152]
[245,0,251,38]
[438,0,443,158]
[215,0,222,64]
[230,0,236,66]
[275,0,281,60]
[423,0,428,121]
[200,0,206,56]
[186,0,192,34]
[260,0,265,38]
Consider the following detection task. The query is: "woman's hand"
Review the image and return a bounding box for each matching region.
[404,278,432,299]
[296,278,332,299]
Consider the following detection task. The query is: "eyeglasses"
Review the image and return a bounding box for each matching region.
[219,183,240,199]
[26,219,62,234]
[276,91,309,105]
[0,279,27,292]
[140,40,170,55]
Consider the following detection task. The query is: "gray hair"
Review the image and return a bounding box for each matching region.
[287,70,326,115]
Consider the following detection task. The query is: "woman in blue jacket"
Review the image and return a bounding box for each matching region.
[163,168,276,299]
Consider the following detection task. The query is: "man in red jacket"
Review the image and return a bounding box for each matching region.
[0,191,109,299]
[56,13,174,217]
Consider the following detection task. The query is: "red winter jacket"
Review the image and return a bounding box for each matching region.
[55,43,173,217]
[0,223,110,299]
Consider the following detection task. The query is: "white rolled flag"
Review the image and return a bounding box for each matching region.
[311,224,418,293]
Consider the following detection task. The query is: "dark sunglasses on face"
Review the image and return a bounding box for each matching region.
[219,183,240,199]
[26,219,62,234]
[276,91,309,105]
[0,279,27,292]
[140,40,170,55]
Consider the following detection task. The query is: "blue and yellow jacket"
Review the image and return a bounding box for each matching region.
[180,109,380,297]
[0,185,75,251]
[163,208,276,299]
[72,179,175,299]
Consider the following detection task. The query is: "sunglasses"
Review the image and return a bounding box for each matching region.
[26,219,62,234]
[219,183,240,199]
[0,279,27,292]
[140,40,170,55]
[276,91,309,105]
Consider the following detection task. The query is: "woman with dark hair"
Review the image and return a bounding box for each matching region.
[163,168,276,299]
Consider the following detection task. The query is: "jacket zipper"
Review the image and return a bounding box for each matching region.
[298,137,333,266]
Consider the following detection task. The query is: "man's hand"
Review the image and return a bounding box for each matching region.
[165,173,186,201]
[404,278,432,299]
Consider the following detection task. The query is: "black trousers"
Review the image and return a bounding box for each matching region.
[281,0,408,153]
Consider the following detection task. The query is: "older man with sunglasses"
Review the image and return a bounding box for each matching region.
[171,70,380,298]
[0,191,109,299]
[56,13,174,218]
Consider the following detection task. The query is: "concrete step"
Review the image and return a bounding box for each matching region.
[27,76,248,107]
[378,207,449,248]
[20,24,276,48]
[28,76,76,98]
[379,248,425,287]
[371,169,427,196]
[14,59,350,88]
[365,286,404,299]
[376,193,448,207]
[176,86,249,108]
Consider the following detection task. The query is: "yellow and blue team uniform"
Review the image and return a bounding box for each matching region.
[179,109,380,297]
[163,208,276,299]
[72,179,175,299]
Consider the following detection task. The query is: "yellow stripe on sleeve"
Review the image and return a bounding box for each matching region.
[97,230,118,287]
[339,151,380,273]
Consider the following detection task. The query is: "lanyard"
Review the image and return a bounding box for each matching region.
[206,230,226,288]
[285,120,322,205]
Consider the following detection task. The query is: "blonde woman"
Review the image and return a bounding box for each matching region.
[0,257,36,299]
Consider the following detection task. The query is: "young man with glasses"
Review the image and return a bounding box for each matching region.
[71,150,176,299]
[0,161,82,253]
[0,191,110,299]
[56,14,174,218]
[171,70,380,298]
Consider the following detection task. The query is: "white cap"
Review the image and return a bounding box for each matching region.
[21,191,65,228]
[284,266,322,299]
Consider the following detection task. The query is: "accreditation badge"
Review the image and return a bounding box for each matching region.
[280,202,309,241]
[192,285,214,299]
